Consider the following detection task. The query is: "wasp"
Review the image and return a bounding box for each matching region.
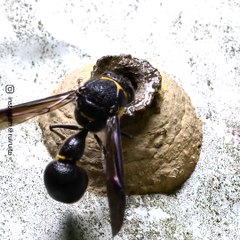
[0,71,136,236]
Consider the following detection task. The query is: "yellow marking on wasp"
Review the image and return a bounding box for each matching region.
[80,111,95,122]
[100,76,128,98]
[118,107,125,118]
[100,76,113,81]
[56,154,66,160]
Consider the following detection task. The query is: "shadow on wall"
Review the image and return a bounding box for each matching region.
[60,212,103,240]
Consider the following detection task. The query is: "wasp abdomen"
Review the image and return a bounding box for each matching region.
[44,129,89,203]
[44,160,88,203]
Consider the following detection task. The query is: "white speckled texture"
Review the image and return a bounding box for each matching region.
[0,0,239,239]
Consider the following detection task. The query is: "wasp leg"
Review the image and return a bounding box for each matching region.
[120,131,134,139]
[49,124,82,140]
[94,134,107,155]
[49,124,82,131]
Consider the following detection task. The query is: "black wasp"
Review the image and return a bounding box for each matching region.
[0,71,136,236]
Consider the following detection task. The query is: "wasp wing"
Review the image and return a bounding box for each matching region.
[0,91,76,130]
[104,115,126,237]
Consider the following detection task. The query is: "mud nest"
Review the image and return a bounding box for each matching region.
[39,55,203,195]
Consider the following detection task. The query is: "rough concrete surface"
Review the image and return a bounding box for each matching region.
[0,1,239,240]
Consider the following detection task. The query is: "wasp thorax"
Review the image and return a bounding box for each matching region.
[74,72,135,132]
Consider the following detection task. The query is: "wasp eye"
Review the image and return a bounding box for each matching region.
[44,160,88,203]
